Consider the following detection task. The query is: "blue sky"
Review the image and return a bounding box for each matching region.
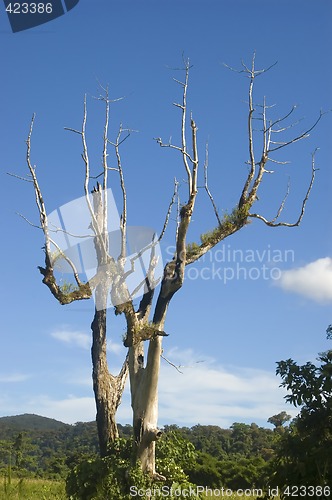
[1,0,331,428]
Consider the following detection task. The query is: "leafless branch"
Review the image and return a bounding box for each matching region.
[176,188,181,240]
[47,222,93,239]
[178,61,192,195]
[25,114,52,264]
[102,87,110,252]
[7,172,33,183]
[64,127,82,135]
[238,56,257,208]
[153,137,195,164]
[271,178,291,223]
[203,142,222,226]
[267,112,324,153]
[158,178,179,242]
[161,351,205,374]
[66,96,109,261]
[48,236,83,287]
[224,52,277,77]
[156,59,193,197]
[249,149,318,227]
[22,114,96,304]
[267,158,290,165]
[112,125,128,260]
[81,96,101,235]
[161,352,183,374]
[16,212,42,228]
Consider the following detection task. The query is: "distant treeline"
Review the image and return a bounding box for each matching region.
[0,414,279,489]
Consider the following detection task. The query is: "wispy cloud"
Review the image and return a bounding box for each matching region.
[157,348,293,427]
[276,257,332,303]
[0,373,31,383]
[27,395,97,424]
[0,347,294,427]
[51,327,124,355]
[51,329,90,349]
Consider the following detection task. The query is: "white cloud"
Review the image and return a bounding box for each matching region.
[108,341,125,355]
[51,329,90,349]
[51,328,124,355]
[0,373,31,383]
[0,347,294,428]
[28,395,97,424]
[276,257,332,303]
[157,348,293,427]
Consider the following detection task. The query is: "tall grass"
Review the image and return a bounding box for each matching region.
[0,479,276,499]
[0,478,66,499]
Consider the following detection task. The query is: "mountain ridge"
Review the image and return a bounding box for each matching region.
[0,413,72,431]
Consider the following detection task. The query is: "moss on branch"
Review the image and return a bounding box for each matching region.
[186,204,251,262]
[38,266,92,304]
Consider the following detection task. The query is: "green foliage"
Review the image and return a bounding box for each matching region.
[267,411,291,430]
[66,434,202,500]
[219,456,267,490]
[186,241,200,256]
[269,349,332,494]
[276,350,332,409]
[0,416,99,480]
[163,425,275,492]
[0,415,280,493]
[188,452,222,488]
[59,280,79,294]
[326,324,332,340]
[0,414,66,432]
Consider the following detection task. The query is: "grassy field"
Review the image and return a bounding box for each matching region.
[0,479,273,499]
[0,478,66,499]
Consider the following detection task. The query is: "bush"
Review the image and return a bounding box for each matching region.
[219,456,268,490]
[268,349,332,495]
[66,434,203,500]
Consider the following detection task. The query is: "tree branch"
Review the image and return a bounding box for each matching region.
[249,149,318,227]
[203,142,222,226]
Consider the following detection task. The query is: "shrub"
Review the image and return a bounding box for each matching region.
[66,433,203,500]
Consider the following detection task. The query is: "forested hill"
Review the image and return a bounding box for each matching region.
[0,413,132,441]
[0,414,70,432]
[0,413,279,482]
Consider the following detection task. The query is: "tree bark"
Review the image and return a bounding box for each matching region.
[130,335,164,478]
[91,302,119,456]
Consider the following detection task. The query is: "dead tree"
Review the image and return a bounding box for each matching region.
[13,55,322,474]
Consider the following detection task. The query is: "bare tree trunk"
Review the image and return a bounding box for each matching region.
[130,336,164,478]
[91,302,118,456]
[91,299,128,456]
[128,256,183,476]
